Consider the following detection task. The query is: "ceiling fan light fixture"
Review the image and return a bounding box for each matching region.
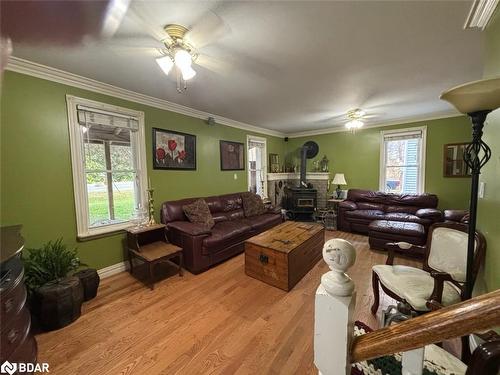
[155,55,173,75]
[174,49,193,70]
[181,66,197,81]
[345,119,364,130]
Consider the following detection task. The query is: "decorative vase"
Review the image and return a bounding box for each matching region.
[74,268,100,301]
[34,276,84,330]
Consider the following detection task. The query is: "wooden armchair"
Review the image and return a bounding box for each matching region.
[371,222,486,315]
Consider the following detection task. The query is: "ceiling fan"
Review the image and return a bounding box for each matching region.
[155,24,199,92]
[118,5,230,93]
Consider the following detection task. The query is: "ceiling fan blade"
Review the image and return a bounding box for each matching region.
[184,10,230,48]
[196,53,233,76]
[126,5,172,43]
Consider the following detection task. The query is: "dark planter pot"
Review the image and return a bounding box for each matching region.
[34,276,84,331]
[74,268,100,301]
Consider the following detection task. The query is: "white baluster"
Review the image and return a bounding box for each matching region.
[314,238,357,375]
[402,348,424,375]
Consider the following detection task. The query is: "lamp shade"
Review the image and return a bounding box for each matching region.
[332,173,347,185]
[440,77,500,114]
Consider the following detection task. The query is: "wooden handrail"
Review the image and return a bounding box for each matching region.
[351,289,500,363]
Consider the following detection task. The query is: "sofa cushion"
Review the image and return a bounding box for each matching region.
[202,220,252,253]
[241,213,282,232]
[345,210,385,221]
[368,220,425,238]
[241,192,266,217]
[385,205,420,214]
[357,202,385,211]
[182,199,215,229]
[383,212,427,224]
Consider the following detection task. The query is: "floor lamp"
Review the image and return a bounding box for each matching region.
[440,77,500,299]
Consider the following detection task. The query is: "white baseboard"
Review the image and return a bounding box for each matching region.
[98,261,129,279]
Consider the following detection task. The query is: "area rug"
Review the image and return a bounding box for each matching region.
[351,321,465,375]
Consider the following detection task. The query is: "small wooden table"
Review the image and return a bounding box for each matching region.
[126,224,183,290]
[244,221,324,291]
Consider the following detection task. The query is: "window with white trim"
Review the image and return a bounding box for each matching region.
[379,127,426,195]
[66,96,147,238]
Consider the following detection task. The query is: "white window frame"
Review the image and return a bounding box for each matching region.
[379,126,427,194]
[66,95,148,239]
[246,134,268,198]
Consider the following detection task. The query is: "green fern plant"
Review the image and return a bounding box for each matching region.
[23,238,85,293]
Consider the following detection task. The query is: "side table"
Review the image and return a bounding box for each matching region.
[327,198,345,230]
[126,224,183,290]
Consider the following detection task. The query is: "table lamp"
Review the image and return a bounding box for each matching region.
[332,173,347,199]
[440,76,500,299]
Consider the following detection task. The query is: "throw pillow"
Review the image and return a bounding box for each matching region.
[182,199,215,228]
[241,192,266,217]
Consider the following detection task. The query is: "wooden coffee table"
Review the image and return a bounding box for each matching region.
[244,221,324,291]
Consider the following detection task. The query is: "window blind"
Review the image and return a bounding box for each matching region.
[383,130,423,141]
[77,105,139,131]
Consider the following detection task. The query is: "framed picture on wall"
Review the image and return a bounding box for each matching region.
[153,128,196,170]
[220,140,245,170]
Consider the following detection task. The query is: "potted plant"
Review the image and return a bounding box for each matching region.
[23,238,86,330]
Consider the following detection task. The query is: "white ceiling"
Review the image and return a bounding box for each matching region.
[10,0,484,134]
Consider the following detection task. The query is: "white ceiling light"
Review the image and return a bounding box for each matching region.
[174,49,192,70]
[181,66,196,81]
[155,56,173,75]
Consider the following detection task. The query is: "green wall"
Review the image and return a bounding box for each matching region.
[478,8,500,291]
[286,116,472,210]
[0,71,286,269]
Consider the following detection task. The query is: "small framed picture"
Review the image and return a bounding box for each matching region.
[153,128,196,170]
[220,140,245,170]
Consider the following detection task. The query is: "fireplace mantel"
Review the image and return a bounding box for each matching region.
[267,172,330,181]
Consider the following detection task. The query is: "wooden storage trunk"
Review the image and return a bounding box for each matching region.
[244,221,324,291]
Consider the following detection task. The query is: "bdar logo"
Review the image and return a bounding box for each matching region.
[0,361,17,375]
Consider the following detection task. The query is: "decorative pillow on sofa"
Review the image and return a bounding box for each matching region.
[182,199,215,229]
[241,192,266,217]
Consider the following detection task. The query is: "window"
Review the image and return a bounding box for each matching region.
[247,135,267,197]
[379,126,426,194]
[66,96,147,238]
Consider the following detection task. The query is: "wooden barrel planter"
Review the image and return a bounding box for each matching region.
[74,268,100,301]
[34,276,84,330]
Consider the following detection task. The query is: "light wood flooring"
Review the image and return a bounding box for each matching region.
[35,230,420,375]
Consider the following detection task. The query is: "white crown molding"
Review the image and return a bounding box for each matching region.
[6,56,465,139]
[286,112,462,138]
[464,0,499,30]
[98,261,128,279]
[5,56,286,138]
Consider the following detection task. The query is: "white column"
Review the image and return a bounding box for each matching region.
[314,238,357,375]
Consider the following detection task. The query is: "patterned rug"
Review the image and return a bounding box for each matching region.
[352,321,464,375]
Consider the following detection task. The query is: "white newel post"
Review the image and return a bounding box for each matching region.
[314,238,357,375]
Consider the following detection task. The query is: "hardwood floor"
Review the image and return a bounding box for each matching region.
[35,230,420,375]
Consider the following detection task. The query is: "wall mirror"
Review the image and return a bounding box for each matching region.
[443,143,471,177]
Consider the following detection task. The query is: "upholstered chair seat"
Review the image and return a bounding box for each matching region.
[371,222,486,315]
[372,265,461,311]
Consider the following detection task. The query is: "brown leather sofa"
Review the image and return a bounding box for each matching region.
[338,189,442,234]
[161,192,282,274]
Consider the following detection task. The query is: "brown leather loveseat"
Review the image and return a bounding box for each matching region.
[338,189,442,234]
[161,192,282,274]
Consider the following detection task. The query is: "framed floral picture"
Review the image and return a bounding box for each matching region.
[153,128,196,170]
[220,140,245,170]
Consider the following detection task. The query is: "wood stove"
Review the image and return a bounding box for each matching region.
[284,141,319,220]
[285,187,317,218]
